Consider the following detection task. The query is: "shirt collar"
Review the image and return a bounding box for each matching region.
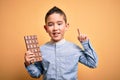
[49,39,66,46]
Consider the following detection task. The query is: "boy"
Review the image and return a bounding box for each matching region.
[24,6,98,80]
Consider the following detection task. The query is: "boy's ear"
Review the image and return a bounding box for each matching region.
[65,23,69,31]
[44,25,48,32]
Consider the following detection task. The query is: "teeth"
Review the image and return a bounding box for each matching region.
[53,33,58,34]
[53,33,59,36]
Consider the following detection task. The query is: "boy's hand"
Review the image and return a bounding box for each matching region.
[24,51,42,66]
[77,28,89,43]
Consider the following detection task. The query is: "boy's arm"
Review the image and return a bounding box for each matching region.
[77,29,98,68]
[25,62,43,78]
[79,40,98,68]
[24,51,43,78]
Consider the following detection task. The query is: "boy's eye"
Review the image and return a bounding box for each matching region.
[48,23,53,26]
[57,22,63,25]
[58,23,62,25]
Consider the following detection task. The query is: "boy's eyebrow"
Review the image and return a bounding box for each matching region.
[47,22,53,24]
[57,21,63,23]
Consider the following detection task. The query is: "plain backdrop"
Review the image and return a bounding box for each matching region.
[0,0,120,80]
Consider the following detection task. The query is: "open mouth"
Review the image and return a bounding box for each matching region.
[52,32,60,37]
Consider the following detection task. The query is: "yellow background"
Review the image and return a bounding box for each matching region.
[0,0,120,80]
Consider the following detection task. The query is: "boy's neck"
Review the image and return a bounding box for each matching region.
[51,38,64,43]
[50,38,65,45]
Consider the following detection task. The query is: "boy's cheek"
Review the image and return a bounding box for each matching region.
[45,28,51,33]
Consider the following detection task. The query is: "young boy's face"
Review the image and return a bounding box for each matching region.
[44,13,69,42]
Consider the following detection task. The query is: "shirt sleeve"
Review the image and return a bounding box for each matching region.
[79,40,98,68]
[25,61,43,78]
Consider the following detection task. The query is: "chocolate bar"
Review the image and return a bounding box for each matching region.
[24,35,41,63]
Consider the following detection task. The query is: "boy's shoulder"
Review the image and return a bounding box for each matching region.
[65,40,78,46]
[65,40,81,49]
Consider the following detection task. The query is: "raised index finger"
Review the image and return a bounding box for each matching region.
[77,28,81,35]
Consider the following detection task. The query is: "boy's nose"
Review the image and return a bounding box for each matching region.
[53,24,59,30]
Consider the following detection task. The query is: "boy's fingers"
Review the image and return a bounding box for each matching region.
[77,28,81,36]
[26,50,34,55]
